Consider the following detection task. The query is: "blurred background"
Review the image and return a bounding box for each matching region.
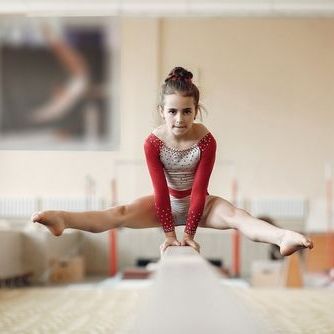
[0,1,334,332]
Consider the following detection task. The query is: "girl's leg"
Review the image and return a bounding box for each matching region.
[199,196,313,256]
[31,195,161,236]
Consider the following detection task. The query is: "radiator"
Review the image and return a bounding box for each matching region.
[0,197,103,218]
[0,198,37,218]
[41,197,103,211]
[249,198,307,220]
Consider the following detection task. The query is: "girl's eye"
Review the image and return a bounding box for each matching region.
[183,109,192,114]
[168,109,176,114]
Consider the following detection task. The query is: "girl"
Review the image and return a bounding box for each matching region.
[32,66,313,256]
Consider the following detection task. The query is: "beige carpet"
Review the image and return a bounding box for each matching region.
[0,286,334,333]
[0,287,145,334]
[234,288,334,334]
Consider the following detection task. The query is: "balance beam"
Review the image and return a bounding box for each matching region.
[137,246,273,334]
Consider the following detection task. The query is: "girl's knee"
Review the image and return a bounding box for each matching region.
[222,207,250,227]
[105,205,127,228]
[110,205,127,215]
[234,208,250,218]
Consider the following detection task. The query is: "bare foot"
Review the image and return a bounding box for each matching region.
[279,230,314,256]
[31,211,66,236]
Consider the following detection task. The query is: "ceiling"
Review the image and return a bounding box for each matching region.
[1,0,334,17]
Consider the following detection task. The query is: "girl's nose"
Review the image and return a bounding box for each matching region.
[176,112,184,123]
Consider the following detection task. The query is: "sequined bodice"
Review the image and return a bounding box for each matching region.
[160,145,201,191]
[144,131,217,235]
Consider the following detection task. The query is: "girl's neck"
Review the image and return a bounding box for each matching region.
[167,127,196,143]
[154,123,208,149]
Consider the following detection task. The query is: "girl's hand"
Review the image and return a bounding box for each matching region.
[181,234,200,253]
[160,237,181,256]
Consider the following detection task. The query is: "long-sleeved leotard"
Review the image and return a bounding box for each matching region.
[144,131,216,235]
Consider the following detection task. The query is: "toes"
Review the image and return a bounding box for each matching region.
[305,239,314,249]
[31,211,42,222]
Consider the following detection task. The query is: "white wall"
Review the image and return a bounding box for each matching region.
[160,18,334,200]
[1,17,333,201]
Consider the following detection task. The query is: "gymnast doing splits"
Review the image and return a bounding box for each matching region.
[31,66,313,256]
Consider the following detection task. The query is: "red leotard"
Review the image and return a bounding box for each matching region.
[144,131,216,235]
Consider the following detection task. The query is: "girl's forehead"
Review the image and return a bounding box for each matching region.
[163,94,195,108]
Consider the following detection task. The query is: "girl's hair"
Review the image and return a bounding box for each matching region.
[159,66,205,119]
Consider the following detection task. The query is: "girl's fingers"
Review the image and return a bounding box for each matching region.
[162,239,202,255]
[160,243,168,257]
[186,240,200,253]
[188,240,196,247]
[160,240,181,255]
[160,243,167,252]
[183,240,192,247]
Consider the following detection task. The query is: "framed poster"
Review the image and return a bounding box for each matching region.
[0,18,120,150]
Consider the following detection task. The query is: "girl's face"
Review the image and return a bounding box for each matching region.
[160,93,197,137]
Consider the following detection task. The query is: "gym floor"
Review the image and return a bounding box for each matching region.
[1,278,333,334]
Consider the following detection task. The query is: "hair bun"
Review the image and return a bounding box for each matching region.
[165,67,193,83]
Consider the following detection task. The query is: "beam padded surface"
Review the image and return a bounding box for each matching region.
[137,246,273,334]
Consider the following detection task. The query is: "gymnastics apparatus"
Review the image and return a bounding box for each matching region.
[136,246,273,334]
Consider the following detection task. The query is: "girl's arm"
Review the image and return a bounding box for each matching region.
[184,133,217,237]
[144,134,176,234]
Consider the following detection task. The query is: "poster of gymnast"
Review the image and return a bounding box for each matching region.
[0,19,117,150]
